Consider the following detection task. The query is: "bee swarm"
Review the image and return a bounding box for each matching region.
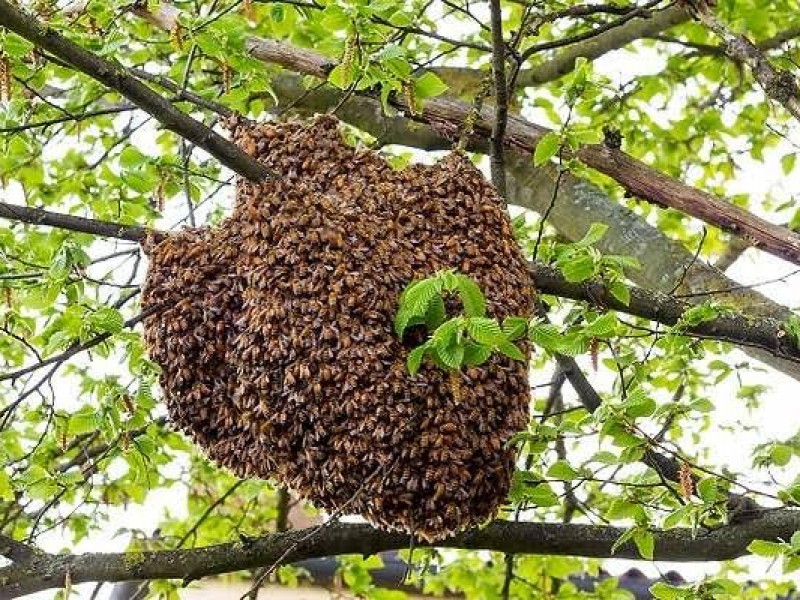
[142,116,534,541]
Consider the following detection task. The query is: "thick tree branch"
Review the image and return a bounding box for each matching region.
[3,512,800,596]
[1,199,797,368]
[246,36,800,270]
[0,532,42,564]
[0,0,270,181]
[533,264,799,363]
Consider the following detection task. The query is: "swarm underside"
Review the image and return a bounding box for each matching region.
[142,116,535,540]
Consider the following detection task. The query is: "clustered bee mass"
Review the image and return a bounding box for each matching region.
[141,116,535,540]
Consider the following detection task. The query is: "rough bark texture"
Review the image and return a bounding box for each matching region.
[5,511,800,597]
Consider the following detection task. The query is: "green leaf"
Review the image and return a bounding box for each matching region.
[430,318,462,351]
[501,316,528,340]
[784,554,800,573]
[462,341,492,366]
[679,303,720,327]
[2,33,34,59]
[119,147,147,169]
[782,152,797,175]
[497,340,525,361]
[454,274,486,317]
[633,529,655,560]
[546,460,580,481]
[328,64,354,89]
[68,409,100,436]
[609,280,631,306]
[424,295,446,330]
[406,343,428,376]
[0,469,14,501]
[533,131,560,166]
[610,526,637,555]
[559,254,596,283]
[771,444,794,467]
[433,342,464,370]
[90,307,124,334]
[663,505,693,529]
[584,312,618,337]
[320,5,350,29]
[621,388,656,418]
[748,539,787,558]
[395,277,444,336]
[790,530,800,549]
[650,582,684,600]
[510,475,559,506]
[465,317,505,346]
[413,72,448,99]
[553,332,589,357]
[696,477,719,503]
[575,222,608,247]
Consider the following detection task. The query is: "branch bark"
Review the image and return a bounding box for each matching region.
[246,37,800,270]
[0,201,147,242]
[1,199,797,369]
[0,0,270,181]
[3,512,800,596]
[488,0,508,197]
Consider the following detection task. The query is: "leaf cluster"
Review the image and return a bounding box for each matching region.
[394,270,526,375]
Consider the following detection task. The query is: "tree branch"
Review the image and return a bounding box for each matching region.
[689,4,800,123]
[0,201,147,242]
[0,532,43,564]
[434,5,690,92]
[488,0,508,197]
[3,512,800,596]
[532,263,800,364]
[0,0,271,181]
[1,203,798,372]
[246,36,800,270]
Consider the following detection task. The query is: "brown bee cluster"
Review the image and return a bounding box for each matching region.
[141,116,535,541]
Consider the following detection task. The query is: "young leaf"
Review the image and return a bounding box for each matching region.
[559,254,596,283]
[406,343,429,376]
[463,341,492,367]
[609,280,631,306]
[534,131,560,166]
[414,72,448,99]
[328,63,354,89]
[633,529,655,560]
[454,273,487,317]
[584,312,618,337]
[90,307,124,334]
[497,340,525,361]
[424,295,446,330]
[529,322,562,352]
[465,317,505,346]
[434,342,464,370]
[502,316,528,340]
[394,277,443,335]
[747,539,786,558]
[575,222,608,247]
[431,318,463,351]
